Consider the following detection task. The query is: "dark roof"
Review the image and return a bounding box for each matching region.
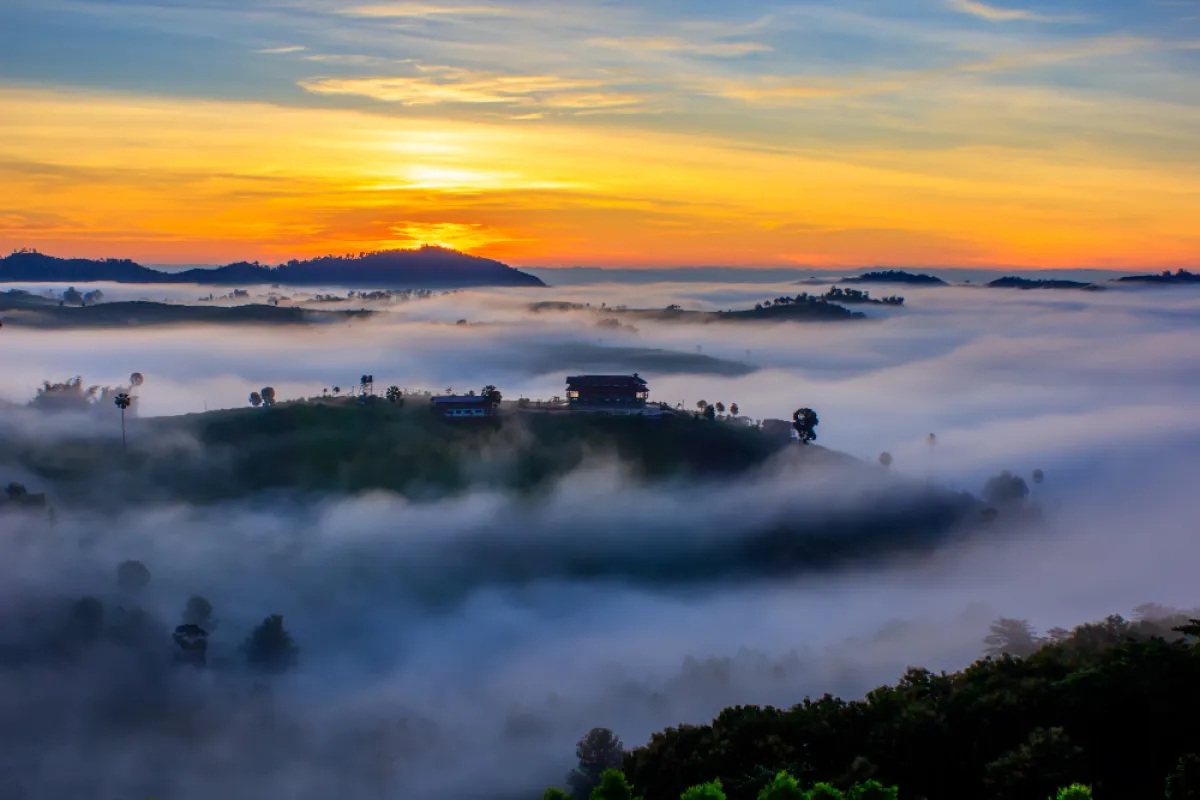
[566,374,648,388]
[431,395,493,406]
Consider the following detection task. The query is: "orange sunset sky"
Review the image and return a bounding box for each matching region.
[2,0,1198,269]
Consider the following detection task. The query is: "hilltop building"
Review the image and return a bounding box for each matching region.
[431,395,495,418]
[565,374,653,414]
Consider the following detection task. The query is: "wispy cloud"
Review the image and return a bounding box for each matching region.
[299,68,646,113]
[255,45,307,54]
[947,0,1082,23]
[339,3,520,18]
[588,36,773,57]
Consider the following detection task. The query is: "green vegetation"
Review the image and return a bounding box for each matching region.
[608,610,1200,800]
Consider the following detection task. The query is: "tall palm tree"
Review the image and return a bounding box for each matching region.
[386,386,402,403]
[114,392,132,448]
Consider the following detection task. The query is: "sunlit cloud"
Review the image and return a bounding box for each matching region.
[340,3,521,18]
[255,44,307,54]
[299,69,646,113]
[947,0,1084,23]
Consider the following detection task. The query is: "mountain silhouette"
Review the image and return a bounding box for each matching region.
[0,247,545,288]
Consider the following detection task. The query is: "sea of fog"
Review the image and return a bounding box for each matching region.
[1,276,1199,798]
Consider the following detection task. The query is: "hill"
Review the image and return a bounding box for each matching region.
[841,270,948,286]
[1117,269,1200,286]
[530,297,865,323]
[988,276,1102,290]
[0,292,372,328]
[0,247,545,289]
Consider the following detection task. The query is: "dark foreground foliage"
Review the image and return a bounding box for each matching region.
[620,622,1200,800]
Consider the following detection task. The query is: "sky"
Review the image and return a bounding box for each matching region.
[1,0,1199,268]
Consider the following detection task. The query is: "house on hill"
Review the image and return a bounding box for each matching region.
[565,374,654,414]
[431,395,495,419]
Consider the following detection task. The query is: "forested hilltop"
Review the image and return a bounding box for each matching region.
[557,609,1200,800]
[0,247,545,288]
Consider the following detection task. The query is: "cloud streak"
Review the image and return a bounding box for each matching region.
[947,0,1083,23]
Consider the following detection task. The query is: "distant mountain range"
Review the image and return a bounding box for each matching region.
[0,248,545,289]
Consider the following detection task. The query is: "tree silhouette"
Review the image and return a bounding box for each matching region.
[879,452,893,468]
[114,392,132,447]
[260,386,276,407]
[241,613,299,674]
[704,404,717,421]
[482,384,502,406]
[729,403,739,417]
[172,623,209,667]
[793,408,819,444]
[696,400,709,412]
[4,482,28,501]
[333,386,341,396]
[117,559,151,594]
[567,728,625,799]
[129,372,144,388]
[249,391,262,408]
[715,402,726,415]
[984,471,1030,508]
[542,790,570,800]
[182,595,217,631]
[984,617,1040,657]
[1033,468,1045,485]
[386,385,402,403]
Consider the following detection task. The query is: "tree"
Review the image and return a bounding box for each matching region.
[758,771,805,800]
[704,404,717,421]
[568,728,625,799]
[173,623,209,667]
[681,779,726,800]
[984,618,1040,657]
[984,727,1084,800]
[543,790,571,800]
[878,452,893,468]
[114,391,132,447]
[182,595,217,631]
[793,408,819,444]
[482,384,502,406]
[62,286,83,305]
[848,781,898,800]
[386,385,402,403]
[241,614,299,674]
[4,482,28,501]
[129,372,144,388]
[249,391,262,408]
[117,559,151,594]
[260,387,276,407]
[1055,786,1093,800]
[590,769,636,800]
[333,386,341,395]
[1166,754,1200,799]
[984,471,1030,508]
[696,400,709,412]
[715,402,726,415]
[730,403,739,417]
[806,784,845,800]
[1033,468,1045,486]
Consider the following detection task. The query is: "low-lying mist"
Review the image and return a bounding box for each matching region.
[1,277,1198,798]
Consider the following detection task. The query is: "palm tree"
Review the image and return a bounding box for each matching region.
[333,386,341,396]
[114,392,132,448]
[386,386,402,403]
[249,391,262,408]
[729,403,739,417]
